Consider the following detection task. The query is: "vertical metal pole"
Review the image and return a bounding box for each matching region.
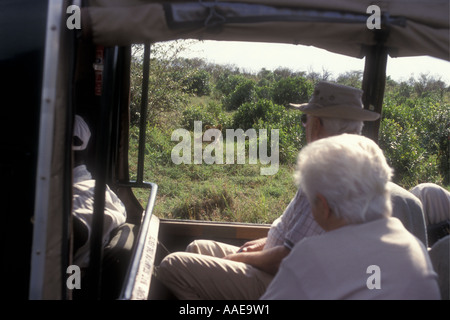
[137,43,151,184]
[87,47,118,299]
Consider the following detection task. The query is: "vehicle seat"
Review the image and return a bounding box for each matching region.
[101,223,138,299]
[410,183,450,247]
[389,182,428,246]
[428,235,450,300]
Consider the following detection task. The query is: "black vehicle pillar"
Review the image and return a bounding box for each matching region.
[361,29,389,143]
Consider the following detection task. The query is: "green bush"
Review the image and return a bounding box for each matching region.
[232,99,305,164]
[271,76,313,107]
[223,79,257,111]
[253,112,304,165]
[181,101,233,130]
[181,104,216,129]
[215,74,248,96]
[183,69,212,96]
[379,93,449,188]
[232,99,281,130]
[129,125,174,168]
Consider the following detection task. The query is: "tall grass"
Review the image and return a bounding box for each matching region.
[129,124,298,223]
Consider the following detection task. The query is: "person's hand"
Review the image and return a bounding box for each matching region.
[224,245,290,275]
[237,238,267,253]
[223,252,248,263]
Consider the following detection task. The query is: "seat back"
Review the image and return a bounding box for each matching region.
[389,183,428,247]
[429,235,450,300]
[101,223,138,299]
[410,183,450,246]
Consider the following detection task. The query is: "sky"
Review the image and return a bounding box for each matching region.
[174,40,450,85]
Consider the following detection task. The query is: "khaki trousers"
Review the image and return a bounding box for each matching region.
[156,240,273,300]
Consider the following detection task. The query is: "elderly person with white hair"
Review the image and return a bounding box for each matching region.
[261,134,440,300]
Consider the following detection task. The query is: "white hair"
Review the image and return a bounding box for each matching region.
[321,117,364,135]
[295,134,394,224]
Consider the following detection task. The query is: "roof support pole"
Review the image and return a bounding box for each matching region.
[87,46,119,299]
[137,43,151,185]
[361,31,389,143]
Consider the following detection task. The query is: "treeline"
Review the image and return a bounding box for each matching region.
[129,43,449,189]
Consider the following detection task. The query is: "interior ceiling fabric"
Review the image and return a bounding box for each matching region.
[83,0,449,61]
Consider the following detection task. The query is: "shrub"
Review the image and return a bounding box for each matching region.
[232,100,305,164]
[181,101,232,130]
[215,74,248,96]
[253,113,304,165]
[271,76,313,107]
[232,99,280,130]
[223,79,257,111]
[129,125,174,168]
[181,104,216,129]
[379,94,448,188]
[183,69,212,96]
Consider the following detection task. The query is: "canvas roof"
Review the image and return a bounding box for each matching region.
[83,0,449,61]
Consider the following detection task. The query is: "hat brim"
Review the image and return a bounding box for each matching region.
[289,103,380,121]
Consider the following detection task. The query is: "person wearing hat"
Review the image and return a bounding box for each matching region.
[72,115,127,268]
[156,82,419,300]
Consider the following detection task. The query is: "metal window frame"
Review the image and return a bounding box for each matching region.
[29,0,66,300]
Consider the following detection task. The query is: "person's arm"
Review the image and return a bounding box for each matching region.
[224,245,289,275]
[237,237,267,253]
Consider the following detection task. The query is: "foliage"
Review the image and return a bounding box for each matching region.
[183,69,212,96]
[215,73,249,96]
[129,43,192,126]
[129,125,174,170]
[379,89,449,188]
[271,76,313,107]
[335,70,363,88]
[181,101,233,130]
[128,45,449,221]
[222,78,257,111]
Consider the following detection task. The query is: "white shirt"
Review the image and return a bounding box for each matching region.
[72,165,127,268]
[262,217,441,300]
[265,188,324,250]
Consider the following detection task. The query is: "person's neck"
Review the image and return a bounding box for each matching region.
[322,217,349,232]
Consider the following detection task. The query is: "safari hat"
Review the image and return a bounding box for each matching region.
[289,81,380,121]
[72,115,91,151]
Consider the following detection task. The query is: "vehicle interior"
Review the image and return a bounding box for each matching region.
[3,0,448,300]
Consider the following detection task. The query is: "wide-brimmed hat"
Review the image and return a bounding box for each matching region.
[73,115,91,151]
[289,81,380,121]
